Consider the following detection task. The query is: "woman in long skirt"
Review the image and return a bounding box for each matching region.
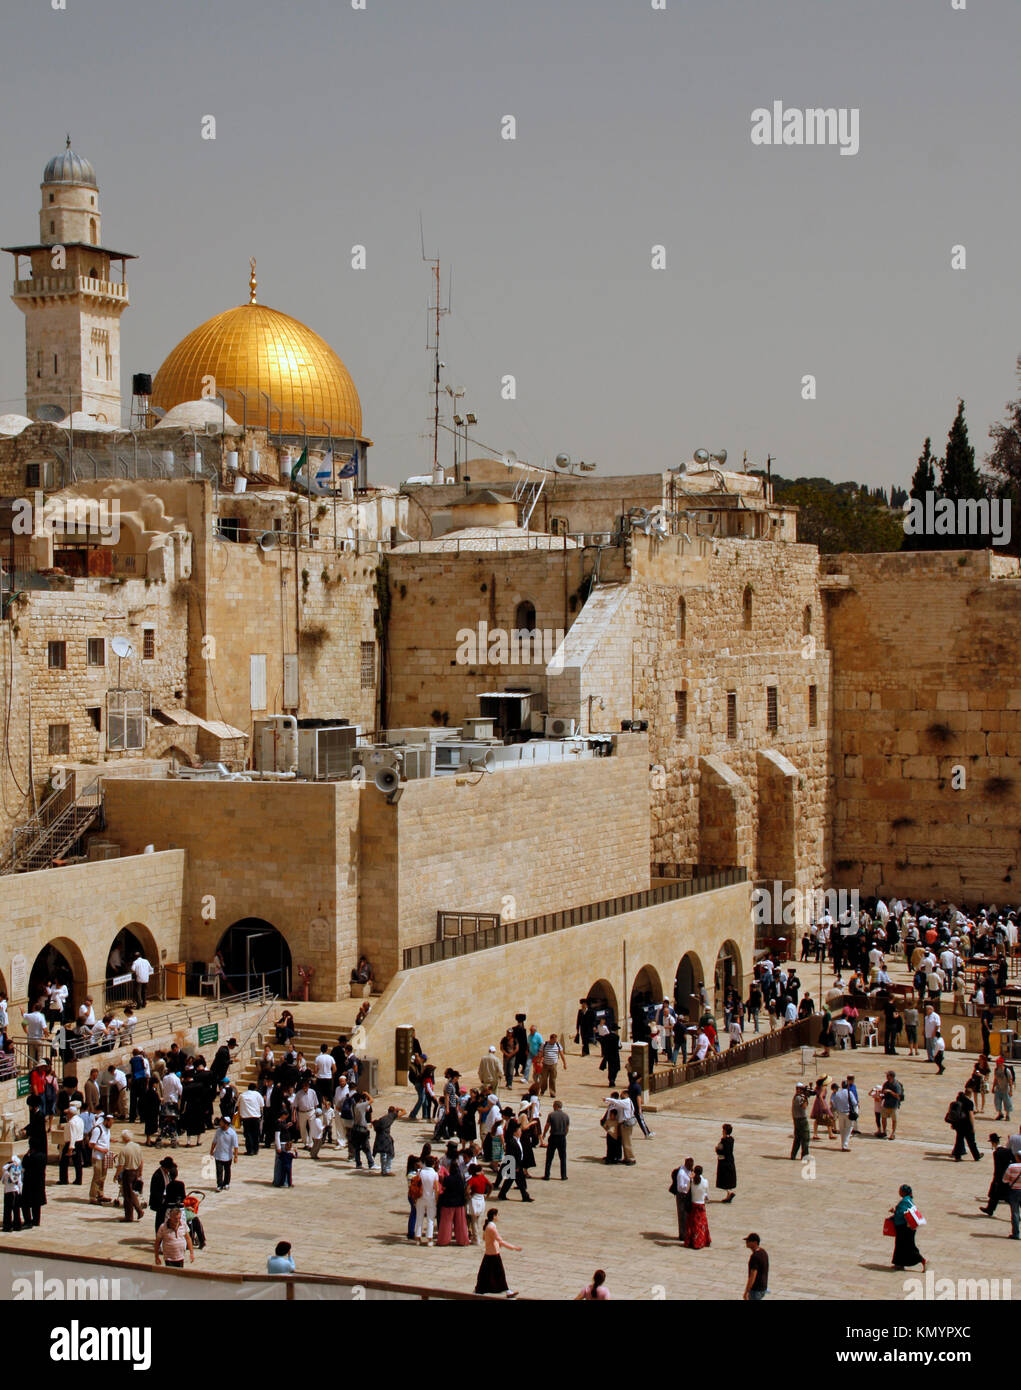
[890,1184,926,1271]
[474,1209,521,1297]
[684,1165,711,1249]
[715,1123,736,1202]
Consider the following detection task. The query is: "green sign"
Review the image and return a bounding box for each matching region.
[197,1023,219,1047]
[16,1075,30,1098]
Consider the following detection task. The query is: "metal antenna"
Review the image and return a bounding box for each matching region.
[420,216,450,480]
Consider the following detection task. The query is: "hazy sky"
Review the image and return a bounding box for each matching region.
[1,0,1018,490]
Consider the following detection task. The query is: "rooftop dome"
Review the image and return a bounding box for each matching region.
[151,262,363,440]
[0,413,33,437]
[153,399,239,431]
[43,137,97,188]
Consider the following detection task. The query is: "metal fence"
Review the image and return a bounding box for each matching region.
[647,1015,820,1093]
[404,866,748,970]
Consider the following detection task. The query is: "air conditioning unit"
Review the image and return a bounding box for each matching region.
[298,725,358,780]
[589,532,612,546]
[350,746,403,778]
[462,717,495,740]
[433,742,492,772]
[545,716,576,738]
[401,745,436,780]
[528,711,548,734]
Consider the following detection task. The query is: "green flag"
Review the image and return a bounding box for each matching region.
[290,446,308,482]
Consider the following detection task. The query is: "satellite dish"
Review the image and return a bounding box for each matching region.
[693,448,710,466]
[111,636,133,659]
[674,460,688,474]
[501,451,519,467]
[554,453,571,470]
[711,448,728,466]
[258,532,278,551]
[35,404,66,423]
[374,767,400,796]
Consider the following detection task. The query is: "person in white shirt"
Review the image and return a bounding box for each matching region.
[22,1008,49,1063]
[308,1108,326,1160]
[59,1101,85,1185]
[673,1156,694,1240]
[238,1083,265,1155]
[695,1029,711,1061]
[0,993,8,1032]
[161,1070,183,1107]
[47,982,68,1023]
[313,1045,337,1105]
[783,1000,798,1025]
[416,1156,439,1244]
[88,1116,113,1204]
[77,997,96,1030]
[131,954,154,1008]
[102,1064,129,1118]
[602,1093,636,1163]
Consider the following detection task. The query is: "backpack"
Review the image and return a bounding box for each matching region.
[669,1165,681,1195]
[946,1101,962,1126]
[340,1094,354,1121]
[409,1174,423,1201]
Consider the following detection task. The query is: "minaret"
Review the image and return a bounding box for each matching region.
[2,138,135,424]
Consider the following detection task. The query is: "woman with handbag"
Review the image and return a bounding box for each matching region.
[888,1183,926,1270]
[684,1164,711,1249]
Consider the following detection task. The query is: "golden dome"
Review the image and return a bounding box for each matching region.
[151,286,362,439]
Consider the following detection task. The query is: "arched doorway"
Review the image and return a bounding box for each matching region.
[106,923,160,1006]
[674,950,704,1020]
[714,940,744,1012]
[216,919,292,996]
[629,965,663,1043]
[585,978,618,1031]
[28,937,88,1022]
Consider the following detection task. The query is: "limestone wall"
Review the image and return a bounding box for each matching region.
[0,849,185,1008]
[825,549,1021,902]
[360,878,752,1073]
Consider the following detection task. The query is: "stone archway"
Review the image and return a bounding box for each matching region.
[674,950,705,1020]
[216,918,293,997]
[629,964,663,1043]
[585,978,618,1030]
[713,939,744,1013]
[28,936,88,1021]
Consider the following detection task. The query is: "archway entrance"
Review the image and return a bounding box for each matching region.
[674,951,704,1020]
[106,923,158,980]
[714,940,743,1012]
[28,938,88,1021]
[585,978,618,1030]
[216,919,292,996]
[629,964,663,1043]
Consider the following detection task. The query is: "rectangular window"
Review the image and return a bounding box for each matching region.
[809,684,818,728]
[107,689,148,750]
[142,628,155,661]
[360,641,375,689]
[726,691,737,740]
[86,706,102,732]
[48,723,69,756]
[47,640,66,669]
[674,690,687,737]
[87,637,105,666]
[25,462,40,488]
[550,516,569,537]
[766,685,778,733]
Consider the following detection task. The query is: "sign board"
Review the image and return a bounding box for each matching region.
[197,1023,219,1047]
[111,973,132,987]
[10,953,27,1000]
[16,1075,30,1098]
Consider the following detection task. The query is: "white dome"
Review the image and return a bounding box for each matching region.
[153,399,238,430]
[0,413,33,436]
[56,412,120,432]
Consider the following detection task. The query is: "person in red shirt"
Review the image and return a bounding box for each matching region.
[465,1163,491,1245]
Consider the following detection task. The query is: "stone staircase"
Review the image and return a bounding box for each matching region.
[236,1001,368,1088]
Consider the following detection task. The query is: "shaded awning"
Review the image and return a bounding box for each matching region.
[152,707,247,741]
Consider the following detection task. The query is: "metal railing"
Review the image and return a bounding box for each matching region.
[403,866,748,969]
[0,774,103,875]
[647,1014,820,1092]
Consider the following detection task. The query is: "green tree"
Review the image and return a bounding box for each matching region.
[939,399,983,501]
[902,437,940,550]
[985,355,1021,493]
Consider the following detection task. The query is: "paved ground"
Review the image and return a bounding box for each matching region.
[7,1007,1018,1301]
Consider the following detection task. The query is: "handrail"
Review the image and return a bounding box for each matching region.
[0,775,103,875]
[234,989,279,1063]
[404,865,749,969]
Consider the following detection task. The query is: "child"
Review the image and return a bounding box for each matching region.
[466,1162,491,1245]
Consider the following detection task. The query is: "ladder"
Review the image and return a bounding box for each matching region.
[513,472,545,530]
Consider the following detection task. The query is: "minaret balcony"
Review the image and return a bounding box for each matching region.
[12,274,129,303]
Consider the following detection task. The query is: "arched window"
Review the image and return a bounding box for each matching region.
[89,217,97,245]
[676,596,686,643]
[515,600,536,631]
[803,604,812,636]
[742,585,753,630]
